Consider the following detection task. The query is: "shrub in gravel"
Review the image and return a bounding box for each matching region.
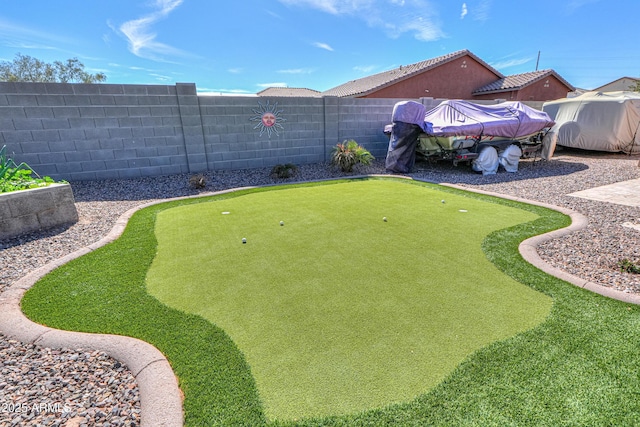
[188,173,206,189]
[270,163,298,179]
[331,139,374,172]
[618,258,640,274]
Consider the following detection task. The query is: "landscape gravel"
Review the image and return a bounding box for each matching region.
[1,148,639,426]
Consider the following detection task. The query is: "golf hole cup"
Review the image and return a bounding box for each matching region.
[242,238,247,244]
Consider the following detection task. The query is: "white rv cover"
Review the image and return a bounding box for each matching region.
[543,91,640,154]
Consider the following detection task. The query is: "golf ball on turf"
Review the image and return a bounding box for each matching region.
[242,238,247,244]
[383,217,387,222]
[280,221,284,226]
[441,200,445,203]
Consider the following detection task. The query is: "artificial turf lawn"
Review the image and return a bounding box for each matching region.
[20,177,640,426]
[146,180,550,420]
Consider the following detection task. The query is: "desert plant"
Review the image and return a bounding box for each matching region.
[331,139,374,172]
[189,173,206,189]
[618,258,640,274]
[270,163,298,179]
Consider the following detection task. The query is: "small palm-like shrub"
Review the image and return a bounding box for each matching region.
[331,139,374,172]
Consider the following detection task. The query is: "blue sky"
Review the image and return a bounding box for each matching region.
[0,0,638,95]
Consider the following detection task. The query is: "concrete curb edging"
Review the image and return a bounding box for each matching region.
[0,185,264,427]
[441,183,640,306]
[0,185,266,427]
[0,209,184,426]
[2,176,639,427]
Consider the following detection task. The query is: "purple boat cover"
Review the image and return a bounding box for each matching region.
[425,100,555,138]
[391,100,433,133]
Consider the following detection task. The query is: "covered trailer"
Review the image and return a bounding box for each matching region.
[542,91,640,154]
[384,100,554,173]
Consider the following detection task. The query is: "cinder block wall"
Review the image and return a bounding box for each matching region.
[0,81,189,181]
[199,95,328,170]
[336,97,431,159]
[0,81,421,181]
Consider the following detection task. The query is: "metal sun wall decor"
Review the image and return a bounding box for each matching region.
[250,100,286,138]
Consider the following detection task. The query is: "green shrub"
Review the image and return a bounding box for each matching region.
[331,139,374,172]
[270,163,298,179]
[618,258,640,274]
[188,173,207,189]
[0,145,56,193]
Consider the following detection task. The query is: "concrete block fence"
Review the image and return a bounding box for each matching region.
[0,81,455,181]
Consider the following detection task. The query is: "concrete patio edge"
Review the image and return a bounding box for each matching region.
[2,176,639,427]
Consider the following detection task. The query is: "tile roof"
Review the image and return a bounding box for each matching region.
[473,69,575,94]
[257,87,322,97]
[322,49,504,98]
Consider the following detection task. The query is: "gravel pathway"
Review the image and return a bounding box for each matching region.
[1,148,639,426]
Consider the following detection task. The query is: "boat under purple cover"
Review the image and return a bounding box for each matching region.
[426,100,555,138]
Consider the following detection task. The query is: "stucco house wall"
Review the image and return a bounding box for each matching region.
[360,55,501,100]
[473,75,572,102]
[594,77,640,92]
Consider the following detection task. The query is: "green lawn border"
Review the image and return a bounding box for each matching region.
[20,176,640,426]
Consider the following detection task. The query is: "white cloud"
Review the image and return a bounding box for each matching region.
[278,68,315,74]
[379,13,445,42]
[460,3,468,19]
[490,56,534,70]
[198,88,256,96]
[279,0,445,42]
[0,17,73,52]
[472,0,491,22]
[265,10,284,19]
[278,0,374,15]
[113,0,196,61]
[354,65,377,73]
[566,0,601,13]
[150,73,172,81]
[257,82,288,88]
[129,65,162,72]
[313,42,334,51]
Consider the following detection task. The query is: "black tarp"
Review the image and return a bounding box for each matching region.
[385,101,430,173]
[385,121,423,173]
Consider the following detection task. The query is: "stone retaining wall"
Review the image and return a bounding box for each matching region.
[0,184,78,240]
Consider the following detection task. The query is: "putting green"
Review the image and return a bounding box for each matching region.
[146,179,552,421]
